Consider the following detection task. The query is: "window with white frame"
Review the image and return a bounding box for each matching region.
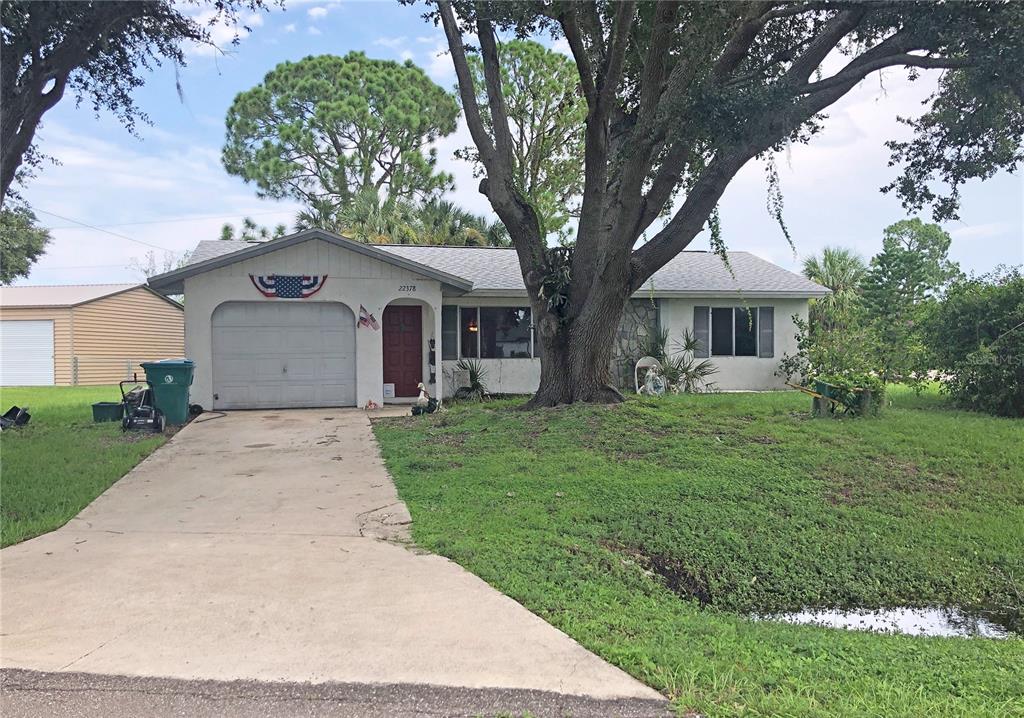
[694,305,774,359]
[442,306,535,359]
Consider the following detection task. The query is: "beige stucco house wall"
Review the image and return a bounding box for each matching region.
[179,237,448,409]
[658,296,808,391]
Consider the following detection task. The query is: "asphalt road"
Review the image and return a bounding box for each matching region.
[0,669,674,718]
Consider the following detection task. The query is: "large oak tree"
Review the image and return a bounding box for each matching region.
[432,0,1024,406]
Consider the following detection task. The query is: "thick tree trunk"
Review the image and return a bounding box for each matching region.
[526,283,629,407]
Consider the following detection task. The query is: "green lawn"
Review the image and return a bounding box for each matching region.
[373,387,1024,717]
[1,385,167,547]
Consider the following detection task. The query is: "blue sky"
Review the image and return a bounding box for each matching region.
[15,0,1024,286]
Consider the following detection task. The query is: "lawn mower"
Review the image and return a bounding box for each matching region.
[119,376,165,433]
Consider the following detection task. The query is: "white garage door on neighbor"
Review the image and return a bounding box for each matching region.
[0,320,55,386]
[211,302,356,410]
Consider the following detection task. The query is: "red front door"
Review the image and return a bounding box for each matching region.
[382,305,422,397]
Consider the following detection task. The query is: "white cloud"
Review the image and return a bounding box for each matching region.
[416,35,436,44]
[426,43,454,81]
[400,50,415,63]
[18,123,301,285]
[307,6,329,19]
[308,26,322,36]
[949,222,1014,241]
[432,120,496,219]
[184,9,262,58]
[375,36,408,50]
[549,37,572,57]
[283,23,296,33]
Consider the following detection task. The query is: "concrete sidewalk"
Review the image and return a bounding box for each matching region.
[0,409,664,708]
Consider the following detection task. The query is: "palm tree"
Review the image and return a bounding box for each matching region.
[413,199,510,246]
[802,246,867,331]
[295,192,512,246]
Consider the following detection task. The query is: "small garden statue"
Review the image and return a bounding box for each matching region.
[639,365,667,396]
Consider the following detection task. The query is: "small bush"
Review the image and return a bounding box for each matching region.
[924,267,1024,417]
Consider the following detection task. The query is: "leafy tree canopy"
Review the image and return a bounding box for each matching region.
[861,218,961,383]
[862,218,961,310]
[923,266,1024,417]
[430,0,1024,406]
[222,52,460,222]
[0,205,52,284]
[456,39,585,241]
[1,0,268,202]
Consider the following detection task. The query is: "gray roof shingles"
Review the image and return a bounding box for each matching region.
[185,240,827,297]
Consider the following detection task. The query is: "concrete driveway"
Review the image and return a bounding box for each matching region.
[1,409,664,712]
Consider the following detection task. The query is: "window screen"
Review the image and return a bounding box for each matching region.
[441,306,458,360]
[460,307,478,358]
[711,307,733,356]
[734,307,757,356]
[758,306,775,358]
[480,307,532,358]
[693,306,710,358]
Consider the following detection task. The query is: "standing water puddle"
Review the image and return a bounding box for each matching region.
[756,607,1020,639]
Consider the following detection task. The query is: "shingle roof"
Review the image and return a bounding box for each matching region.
[182,238,828,297]
[0,283,141,308]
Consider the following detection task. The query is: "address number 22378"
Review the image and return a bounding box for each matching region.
[398,284,417,292]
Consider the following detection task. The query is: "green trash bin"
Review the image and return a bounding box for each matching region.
[140,359,194,425]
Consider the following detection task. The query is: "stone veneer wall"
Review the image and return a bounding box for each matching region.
[609,298,659,391]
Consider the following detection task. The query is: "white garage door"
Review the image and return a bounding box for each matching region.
[0,320,55,386]
[212,302,356,409]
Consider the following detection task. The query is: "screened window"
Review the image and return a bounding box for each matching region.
[460,307,479,358]
[711,307,734,356]
[441,306,458,360]
[734,308,758,356]
[480,307,531,358]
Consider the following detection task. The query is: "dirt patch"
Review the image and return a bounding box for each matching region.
[100,424,182,446]
[603,541,712,605]
[244,443,274,448]
[824,457,958,506]
[426,431,469,447]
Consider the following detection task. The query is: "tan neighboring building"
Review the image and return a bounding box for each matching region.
[0,284,184,386]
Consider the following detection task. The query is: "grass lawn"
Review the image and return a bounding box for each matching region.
[1,385,167,547]
[374,387,1024,717]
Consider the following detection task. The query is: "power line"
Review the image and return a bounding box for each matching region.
[26,263,132,270]
[42,208,296,231]
[33,209,179,252]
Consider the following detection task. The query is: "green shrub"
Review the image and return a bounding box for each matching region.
[924,267,1024,417]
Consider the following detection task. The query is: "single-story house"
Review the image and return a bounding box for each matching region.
[0,284,184,386]
[147,229,828,410]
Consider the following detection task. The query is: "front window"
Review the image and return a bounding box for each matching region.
[480,307,531,358]
[460,307,479,358]
[710,306,760,357]
[734,308,757,356]
[450,305,535,359]
[711,307,733,356]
